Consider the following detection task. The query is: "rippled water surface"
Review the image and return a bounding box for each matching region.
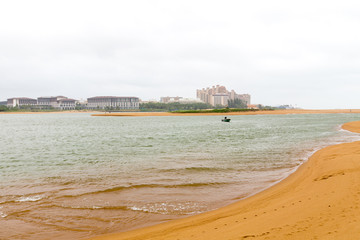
[1,113,360,239]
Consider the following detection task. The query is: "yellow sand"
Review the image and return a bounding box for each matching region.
[92,109,360,117]
[88,121,360,240]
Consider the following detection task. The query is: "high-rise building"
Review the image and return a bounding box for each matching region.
[196,85,250,107]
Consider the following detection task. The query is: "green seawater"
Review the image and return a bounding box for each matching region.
[0,113,359,239]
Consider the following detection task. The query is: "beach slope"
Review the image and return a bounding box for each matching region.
[88,121,360,240]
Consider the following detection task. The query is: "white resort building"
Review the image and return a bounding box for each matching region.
[87,96,140,110]
[37,96,77,110]
[7,97,37,107]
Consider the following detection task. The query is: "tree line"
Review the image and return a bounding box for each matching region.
[139,102,213,111]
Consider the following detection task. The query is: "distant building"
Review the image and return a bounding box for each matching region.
[140,99,159,103]
[0,101,7,106]
[160,96,204,104]
[148,99,158,103]
[38,96,65,108]
[196,85,251,107]
[276,105,295,109]
[87,96,139,110]
[247,104,260,109]
[160,96,183,103]
[178,98,204,104]
[212,93,229,106]
[58,99,77,110]
[7,97,37,108]
[37,96,77,110]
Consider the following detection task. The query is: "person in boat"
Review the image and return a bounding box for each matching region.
[222,117,230,122]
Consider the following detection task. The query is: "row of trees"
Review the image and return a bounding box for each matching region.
[140,99,251,111]
[0,105,62,112]
[140,102,213,111]
[227,99,248,109]
[139,102,213,111]
[0,105,9,112]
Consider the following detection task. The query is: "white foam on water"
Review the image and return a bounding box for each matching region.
[0,206,7,218]
[129,202,205,215]
[16,195,43,202]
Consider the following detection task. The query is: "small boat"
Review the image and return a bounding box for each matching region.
[222,117,231,122]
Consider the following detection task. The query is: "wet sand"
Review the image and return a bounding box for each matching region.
[88,121,360,240]
[92,109,360,117]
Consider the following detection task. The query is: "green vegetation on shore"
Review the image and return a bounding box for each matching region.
[0,104,87,112]
[138,99,275,112]
[0,105,62,112]
[139,102,213,112]
[0,106,8,112]
[170,108,274,113]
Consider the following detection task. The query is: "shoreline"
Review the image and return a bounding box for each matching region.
[1,109,360,116]
[88,121,360,240]
[92,109,360,117]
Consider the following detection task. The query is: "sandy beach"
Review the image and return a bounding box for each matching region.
[87,120,360,240]
[92,109,360,117]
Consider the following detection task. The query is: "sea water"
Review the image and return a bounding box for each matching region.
[0,113,360,239]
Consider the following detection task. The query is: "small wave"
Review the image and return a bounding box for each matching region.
[128,202,207,215]
[63,182,230,198]
[16,195,43,202]
[160,166,235,173]
[250,163,300,172]
[169,182,230,188]
[0,206,7,218]
[0,199,16,204]
[62,184,159,197]
[55,205,129,211]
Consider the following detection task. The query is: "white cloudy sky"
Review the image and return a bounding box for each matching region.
[1,0,360,108]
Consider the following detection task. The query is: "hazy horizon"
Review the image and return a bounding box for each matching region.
[1,0,360,109]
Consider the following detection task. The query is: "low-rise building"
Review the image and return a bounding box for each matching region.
[247,104,260,109]
[58,99,77,110]
[7,97,37,108]
[37,96,77,110]
[87,96,139,110]
[37,96,66,108]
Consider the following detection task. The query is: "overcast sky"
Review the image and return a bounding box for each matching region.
[1,0,360,109]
